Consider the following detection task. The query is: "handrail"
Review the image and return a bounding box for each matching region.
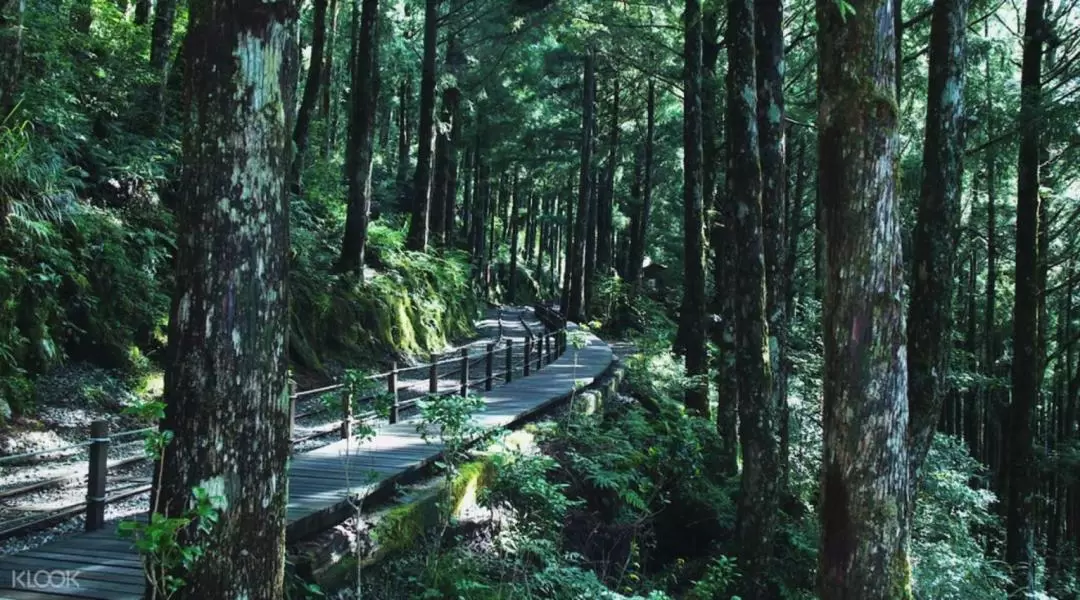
[0,305,572,541]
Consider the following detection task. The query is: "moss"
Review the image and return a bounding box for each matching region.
[889,549,914,600]
[372,458,494,558]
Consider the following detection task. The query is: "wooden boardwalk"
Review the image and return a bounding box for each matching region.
[0,320,613,599]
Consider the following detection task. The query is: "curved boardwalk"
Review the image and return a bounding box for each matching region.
[0,313,613,599]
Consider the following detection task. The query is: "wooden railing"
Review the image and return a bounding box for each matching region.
[0,306,570,539]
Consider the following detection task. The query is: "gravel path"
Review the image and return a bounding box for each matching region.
[0,306,548,556]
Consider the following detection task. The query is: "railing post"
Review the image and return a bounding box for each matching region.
[429,354,438,395]
[524,335,532,377]
[459,347,469,397]
[86,419,109,532]
[388,362,399,424]
[545,333,553,365]
[485,343,495,391]
[505,339,514,383]
[536,335,543,371]
[288,379,297,440]
[341,390,353,439]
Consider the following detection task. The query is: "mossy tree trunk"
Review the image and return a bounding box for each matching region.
[728,0,777,595]
[289,0,329,195]
[1006,0,1046,592]
[405,0,438,251]
[337,0,380,276]
[681,0,708,416]
[816,0,911,597]
[155,0,296,596]
[907,0,968,489]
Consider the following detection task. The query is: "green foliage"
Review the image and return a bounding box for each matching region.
[685,555,740,600]
[911,435,1009,599]
[480,450,580,540]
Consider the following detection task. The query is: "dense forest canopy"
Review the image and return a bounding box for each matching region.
[2,0,1080,597]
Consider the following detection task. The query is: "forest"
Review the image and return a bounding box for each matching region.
[1,0,1079,597]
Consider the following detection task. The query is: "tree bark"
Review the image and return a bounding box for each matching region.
[756,0,786,494]
[405,0,438,251]
[907,0,969,489]
[817,0,911,596]
[682,0,708,416]
[1006,0,1046,592]
[508,171,521,302]
[319,0,339,156]
[149,0,179,110]
[627,80,655,293]
[133,0,150,25]
[289,0,330,195]
[395,78,411,207]
[728,0,776,594]
[0,0,24,114]
[155,0,295,595]
[568,50,594,322]
[597,77,619,276]
[336,0,379,275]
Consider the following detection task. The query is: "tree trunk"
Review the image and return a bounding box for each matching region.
[756,0,786,494]
[728,0,776,594]
[681,1,708,416]
[817,0,911,596]
[289,0,330,195]
[568,50,594,322]
[319,0,339,156]
[584,169,598,311]
[149,0,179,110]
[0,0,25,114]
[779,137,805,488]
[155,0,295,595]
[133,0,150,25]
[405,0,438,251]
[907,0,969,488]
[627,80,655,292]
[1006,0,1046,591]
[508,171,521,302]
[597,77,619,276]
[335,0,379,275]
[395,78,411,207]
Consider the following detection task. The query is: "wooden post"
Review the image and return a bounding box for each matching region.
[459,347,469,397]
[429,354,438,395]
[86,420,109,532]
[505,339,514,383]
[524,335,532,376]
[536,335,543,371]
[545,333,553,364]
[485,343,494,391]
[389,362,399,424]
[341,391,353,439]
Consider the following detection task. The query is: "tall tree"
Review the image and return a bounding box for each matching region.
[567,50,594,322]
[0,0,24,114]
[757,0,786,450]
[627,79,655,292]
[1006,0,1047,591]
[405,0,439,251]
[289,0,330,195]
[817,0,911,597]
[396,78,411,204]
[153,0,296,595]
[729,0,777,594]
[336,0,380,275]
[596,76,619,275]
[149,0,179,113]
[682,0,708,416]
[907,0,968,487]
